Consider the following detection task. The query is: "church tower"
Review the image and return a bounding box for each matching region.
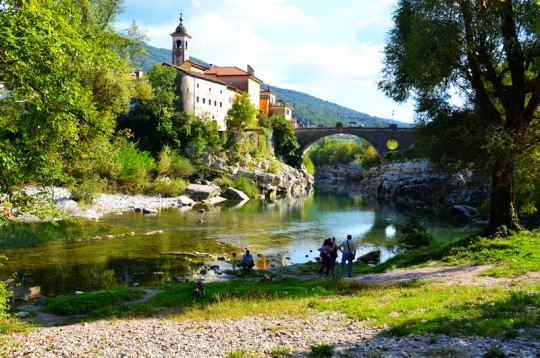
[171,11,191,65]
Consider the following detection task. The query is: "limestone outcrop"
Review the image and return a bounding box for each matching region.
[360,161,489,222]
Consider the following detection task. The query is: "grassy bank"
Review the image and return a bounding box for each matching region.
[2,230,539,341]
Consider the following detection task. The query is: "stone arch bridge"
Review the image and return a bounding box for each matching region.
[295,126,417,163]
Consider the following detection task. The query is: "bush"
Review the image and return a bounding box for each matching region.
[268,159,281,174]
[116,140,156,193]
[360,144,381,169]
[394,216,433,250]
[158,146,196,179]
[69,175,106,204]
[151,177,188,197]
[303,155,315,175]
[234,174,260,198]
[0,256,10,318]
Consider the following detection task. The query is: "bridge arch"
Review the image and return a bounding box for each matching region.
[294,127,417,163]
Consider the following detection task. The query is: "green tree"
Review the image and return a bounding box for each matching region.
[270,115,302,167]
[379,0,540,234]
[177,112,225,163]
[226,92,257,131]
[0,0,140,221]
[122,64,180,154]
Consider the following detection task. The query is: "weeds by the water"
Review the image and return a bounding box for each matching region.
[310,343,334,358]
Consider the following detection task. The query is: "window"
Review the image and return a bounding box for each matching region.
[197,83,199,88]
[196,96,199,102]
[220,102,222,108]
[176,40,182,48]
[220,90,222,94]
[286,109,290,115]
[203,98,205,104]
[208,98,211,104]
[214,101,217,106]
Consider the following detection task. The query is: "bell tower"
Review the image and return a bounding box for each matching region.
[171,11,191,65]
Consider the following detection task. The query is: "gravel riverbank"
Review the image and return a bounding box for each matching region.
[4,311,540,357]
[4,265,540,357]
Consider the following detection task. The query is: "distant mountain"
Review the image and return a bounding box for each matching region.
[133,43,410,127]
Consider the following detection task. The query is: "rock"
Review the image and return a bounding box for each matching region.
[451,205,479,223]
[55,198,79,211]
[185,184,221,202]
[142,207,157,214]
[178,196,195,206]
[221,188,249,201]
[205,196,227,205]
[358,250,381,264]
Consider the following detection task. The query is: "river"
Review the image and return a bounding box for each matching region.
[0,190,478,297]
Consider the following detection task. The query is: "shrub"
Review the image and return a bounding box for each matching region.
[360,145,381,169]
[394,216,433,250]
[310,343,334,358]
[151,178,188,197]
[69,175,106,204]
[268,159,281,174]
[0,256,10,317]
[116,140,156,193]
[169,155,196,179]
[303,155,315,175]
[234,174,260,198]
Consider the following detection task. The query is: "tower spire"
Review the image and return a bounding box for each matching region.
[171,6,191,65]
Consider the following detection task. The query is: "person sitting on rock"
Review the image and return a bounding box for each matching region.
[241,249,255,271]
[192,281,205,297]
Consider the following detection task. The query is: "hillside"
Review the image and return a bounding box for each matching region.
[133,43,409,127]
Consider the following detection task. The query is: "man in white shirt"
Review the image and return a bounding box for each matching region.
[339,234,356,278]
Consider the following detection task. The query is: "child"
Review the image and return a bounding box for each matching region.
[192,281,205,297]
[231,252,238,272]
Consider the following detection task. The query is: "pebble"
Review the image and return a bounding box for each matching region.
[4,313,539,357]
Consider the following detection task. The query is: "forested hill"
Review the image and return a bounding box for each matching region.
[134,43,409,127]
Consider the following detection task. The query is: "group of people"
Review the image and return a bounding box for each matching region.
[318,234,356,278]
[231,249,255,272]
[230,234,357,278]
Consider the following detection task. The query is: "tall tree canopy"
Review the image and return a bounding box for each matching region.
[379,0,540,233]
[0,0,141,216]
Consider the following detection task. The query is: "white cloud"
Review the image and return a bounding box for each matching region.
[118,0,415,122]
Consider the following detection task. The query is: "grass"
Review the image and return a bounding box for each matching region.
[4,231,539,344]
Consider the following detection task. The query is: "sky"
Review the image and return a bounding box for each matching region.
[116,0,415,123]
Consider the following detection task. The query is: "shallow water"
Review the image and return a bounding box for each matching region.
[0,191,478,296]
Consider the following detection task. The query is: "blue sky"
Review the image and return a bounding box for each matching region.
[116,0,415,123]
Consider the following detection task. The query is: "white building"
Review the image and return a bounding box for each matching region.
[167,12,262,131]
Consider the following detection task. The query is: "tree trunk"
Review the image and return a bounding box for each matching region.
[487,161,523,234]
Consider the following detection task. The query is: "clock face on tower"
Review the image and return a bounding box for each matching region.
[386,138,399,151]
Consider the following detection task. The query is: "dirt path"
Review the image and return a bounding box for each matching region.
[273,263,539,287]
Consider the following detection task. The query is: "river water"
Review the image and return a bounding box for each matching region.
[0,191,477,297]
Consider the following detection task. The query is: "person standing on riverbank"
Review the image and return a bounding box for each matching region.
[339,235,356,278]
[318,238,332,275]
[329,237,338,274]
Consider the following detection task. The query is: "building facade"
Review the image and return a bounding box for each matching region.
[167,12,292,131]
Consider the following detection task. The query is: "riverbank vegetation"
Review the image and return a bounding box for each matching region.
[1,230,537,340]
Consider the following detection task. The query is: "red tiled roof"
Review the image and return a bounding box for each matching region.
[163,63,229,86]
[205,66,248,76]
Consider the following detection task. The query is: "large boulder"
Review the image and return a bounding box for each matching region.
[184,184,221,202]
[221,188,249,201]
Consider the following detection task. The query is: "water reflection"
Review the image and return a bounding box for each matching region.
[0,191,474,297]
